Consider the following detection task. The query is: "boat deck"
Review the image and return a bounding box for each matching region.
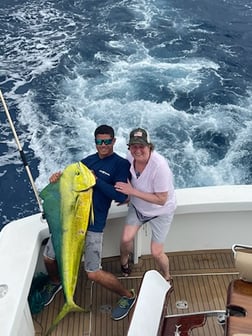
[32,249,238,336]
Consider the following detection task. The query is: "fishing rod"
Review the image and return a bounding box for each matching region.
[0,89,44,214]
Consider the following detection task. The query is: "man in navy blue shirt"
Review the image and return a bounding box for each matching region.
[42,125,136,320]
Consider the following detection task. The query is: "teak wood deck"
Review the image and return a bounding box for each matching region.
[32,249,239,336]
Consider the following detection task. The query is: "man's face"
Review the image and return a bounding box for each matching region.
[95,134,115,158]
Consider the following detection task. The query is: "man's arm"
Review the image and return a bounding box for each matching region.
[95,160,130,203]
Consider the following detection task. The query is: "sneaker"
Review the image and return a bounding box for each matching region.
[111,289,136,321]
[40,282,62,306]
[121,263,131,277]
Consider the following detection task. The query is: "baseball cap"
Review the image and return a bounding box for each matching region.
[128,128,151,146]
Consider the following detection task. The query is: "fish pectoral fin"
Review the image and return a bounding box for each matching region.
[45,302,89,335]
[81,187,93,192]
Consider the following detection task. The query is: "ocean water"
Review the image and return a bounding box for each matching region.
[0,0,252,229]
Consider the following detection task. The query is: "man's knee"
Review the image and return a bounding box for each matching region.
[87,269,101,282]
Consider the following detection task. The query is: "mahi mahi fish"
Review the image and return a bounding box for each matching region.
[39,162,96,335]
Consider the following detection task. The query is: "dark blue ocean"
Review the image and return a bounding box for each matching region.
[1,0,252,229]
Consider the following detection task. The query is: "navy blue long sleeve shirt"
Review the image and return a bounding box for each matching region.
[81,152,130,232]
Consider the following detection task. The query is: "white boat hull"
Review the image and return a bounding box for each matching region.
[0,185,252,336]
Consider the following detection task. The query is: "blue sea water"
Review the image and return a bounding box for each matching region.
[0,0,252,229]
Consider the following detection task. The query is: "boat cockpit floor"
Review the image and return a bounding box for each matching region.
[33,249,238,336]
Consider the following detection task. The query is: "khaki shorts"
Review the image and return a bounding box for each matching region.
[126,203,174,244]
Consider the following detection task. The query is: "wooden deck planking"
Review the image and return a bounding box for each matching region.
[166,274,237,336]
[88,277,138,336]
[33,249,238,336]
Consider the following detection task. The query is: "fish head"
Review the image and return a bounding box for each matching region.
[62,162,96,192]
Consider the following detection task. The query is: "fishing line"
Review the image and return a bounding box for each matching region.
[0,89,43,214]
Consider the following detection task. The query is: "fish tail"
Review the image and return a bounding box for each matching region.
[44,302,88,335]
